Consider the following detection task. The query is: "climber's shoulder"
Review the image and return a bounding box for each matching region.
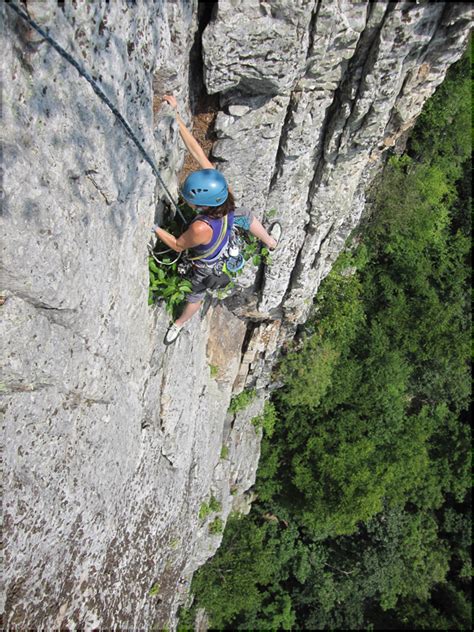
[176,220,212,250]
[189,219,213,236]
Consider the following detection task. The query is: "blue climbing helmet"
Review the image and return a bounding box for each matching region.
[181,169,229,207]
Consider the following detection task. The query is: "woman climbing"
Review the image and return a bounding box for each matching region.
[153,94,281,345]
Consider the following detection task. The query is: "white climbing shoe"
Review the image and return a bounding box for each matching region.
[269,222,282,251]
[164,323,183,345]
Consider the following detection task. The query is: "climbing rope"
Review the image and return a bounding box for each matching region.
[6,0,186,225]
[147,244,182,267]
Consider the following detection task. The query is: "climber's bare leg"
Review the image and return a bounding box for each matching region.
[175,300,202,326]
[249,217,277,250]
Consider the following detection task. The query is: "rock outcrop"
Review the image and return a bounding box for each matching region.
[204,0,471,322]
[1,0,470,628]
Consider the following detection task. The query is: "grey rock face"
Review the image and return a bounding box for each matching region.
[203,0,471,321]
[282,1,472,323]
[2,1,253,628]
[202,0,316,94]
[213,92,291,211]
[2,0,471,629]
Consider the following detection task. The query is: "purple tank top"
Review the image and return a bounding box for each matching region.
[191,211,234,261]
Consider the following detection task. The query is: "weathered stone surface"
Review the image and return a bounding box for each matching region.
[212,92,290,211]
[1,0,471,629]
[283,1,472,322]
[206,304,247,386]
[202,0,317,95]
[228,104,250,117]
[202,0,471,321]
[233,320,282,393]
[1,1,249,628]
[259,0,373,313]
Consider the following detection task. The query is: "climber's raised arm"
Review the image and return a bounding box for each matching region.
[163,94,214,170]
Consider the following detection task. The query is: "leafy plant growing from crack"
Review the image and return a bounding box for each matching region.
[228,388,257,414]
[148,202,194,316]
[209,517,224,535]
[251,401,277,438]
[243,234,272,268]
[199,496,222,520]
[148,257,192,317]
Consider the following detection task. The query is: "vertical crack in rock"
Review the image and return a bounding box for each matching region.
[266,90,298,195]
[306,0,323,60]
[258,0,322,306]
[188,1,217,114]
[265,0,321,198]
[171,1,221,184]
[269,2,387,317]
[266,0,321,199]
[232,321,260,396]
[408,1,450,62]
[258,0,379,314]
[320,1,393,169]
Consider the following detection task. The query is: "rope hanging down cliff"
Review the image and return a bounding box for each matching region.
[6,0,186,224]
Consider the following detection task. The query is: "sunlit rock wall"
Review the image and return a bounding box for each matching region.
[1,0,470,629]
[203,0,471,322]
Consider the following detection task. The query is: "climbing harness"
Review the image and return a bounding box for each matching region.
[191,224,246,297]
[187,216,246,289]
[6,0,186,225]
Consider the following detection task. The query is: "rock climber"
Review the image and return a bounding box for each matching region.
[153,94,281,345]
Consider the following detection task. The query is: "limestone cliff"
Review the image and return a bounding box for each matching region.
[1,1,470,628]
